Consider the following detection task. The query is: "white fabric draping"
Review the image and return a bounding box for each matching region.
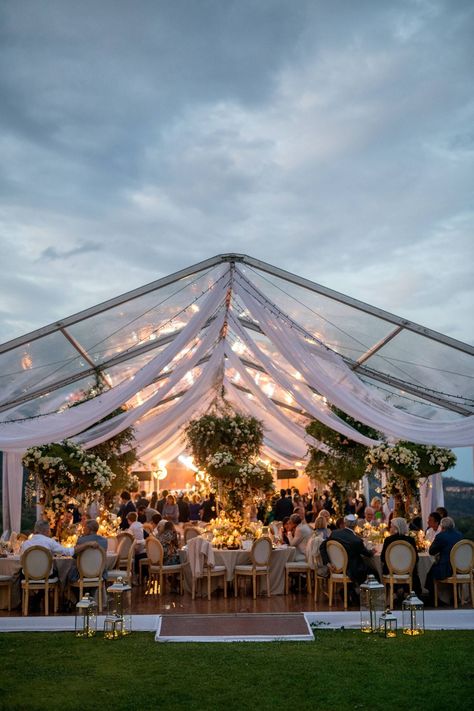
[224,378,307,464]
[2,452,23,534]
[228,312,381,447]
[234,270,474,447]
[75,309,226,449]
[224,346,326,453]
[419,473,445,529]
[0,274,228,450]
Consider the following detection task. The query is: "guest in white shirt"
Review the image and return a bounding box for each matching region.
[126,511,148,576]
[425,511,442,543]
[21,520,74,556]
[287,514,313,561]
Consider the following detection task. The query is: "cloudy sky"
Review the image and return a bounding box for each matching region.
[1,1,473,477]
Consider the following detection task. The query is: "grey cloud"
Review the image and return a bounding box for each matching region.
[38,241,101,261]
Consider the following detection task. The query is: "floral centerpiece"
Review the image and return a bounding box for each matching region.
[365,442,456,517]
[96,507,121,538]
[207,512,262,549]
[22,440,115,530]
[185,412,274,514]
[355,521,389,545]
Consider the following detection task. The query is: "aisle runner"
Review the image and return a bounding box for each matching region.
[155,613,314,642]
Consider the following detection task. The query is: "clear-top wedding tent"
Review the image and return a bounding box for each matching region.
[1,253,473,531]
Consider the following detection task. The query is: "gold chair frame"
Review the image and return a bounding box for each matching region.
[21,546,59,616]
[382,540,416,609]
[69,545,106,612]
[234,536,272,600]
[326,540,351,610]
[434,539,474,609]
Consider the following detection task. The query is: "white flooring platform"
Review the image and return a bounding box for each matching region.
[0,610,473,635]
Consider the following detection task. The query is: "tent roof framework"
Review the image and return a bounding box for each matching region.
[0,254,473,465]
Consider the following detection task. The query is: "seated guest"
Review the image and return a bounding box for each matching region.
[320,514,375,588]
[335,517,345,530]
[371,497,385,524]
[162,495,179,524]
[360,506,376,526]
[145,504,159,522]
[436,506,448,519]
[68,519,108,584]
[425,511,442,543]
[21,520,74,556]
[425,517,462,604]
[409,516,423,532]
[287,514,313,561]
[150,512,162,536]
[118,491,136,530]
[355,495,367,519]
[380,517,421,597]
[281,517,291,545]
[318,508,335,531]
[157,521,180,565]
[313,515,331,541]
[137,506,148,524]
[55,509,77,541]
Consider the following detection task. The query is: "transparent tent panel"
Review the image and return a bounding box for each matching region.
[66,267,220,365]
[0,375,98,423]
[102,346,168,389]
[365,330,474,404]
[0,330,86,407]
[358,374,465,423]
[240,265,396,359]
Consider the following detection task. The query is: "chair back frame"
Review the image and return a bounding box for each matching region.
[146,537,164,566]
[450,540,474,575]
[326,540,348,574]
[77,546,106,579]
[184,527,201,544]
[385,541,416,575]
[21,546,53,581]
[251,537,272,567]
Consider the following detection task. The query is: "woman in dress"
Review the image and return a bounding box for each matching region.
[157,521,180,565]
[162,494,179,524]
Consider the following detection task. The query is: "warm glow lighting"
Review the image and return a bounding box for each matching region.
[178,455,199,472]
[264,383,274,398]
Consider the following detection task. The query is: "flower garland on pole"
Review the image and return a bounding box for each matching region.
[22,440,115,530]
[184,412,274,515]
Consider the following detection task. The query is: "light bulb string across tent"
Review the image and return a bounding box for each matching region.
[233,271,474,447]
[0,271,230,451]
[227,310,382,448]
[75,307,227,449]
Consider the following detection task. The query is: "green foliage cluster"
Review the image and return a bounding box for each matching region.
[185,412,263,469]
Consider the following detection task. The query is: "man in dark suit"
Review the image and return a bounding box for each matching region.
[118,490,136,530]
[425,516,462,604]
[274,489,294,521]
[320,514,375,588]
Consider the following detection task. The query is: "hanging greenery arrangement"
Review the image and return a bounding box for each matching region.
[365,442,456,517]
[184,412,273,514]
[305,409,380,515]
[22,440,115,529]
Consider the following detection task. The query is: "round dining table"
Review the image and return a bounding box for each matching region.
[0,552,117,610]
[180,544,295,596]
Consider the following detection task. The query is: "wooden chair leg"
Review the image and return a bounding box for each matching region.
[343,583,347,610]
[307,571,312,595]
[453,582,458,609]
[45,586,49,616]
[470,580,474,608]
[252,572,256,600]
[54,585,59,613]
[207,573,211,600]
[223,577,227,599]
[390,582,393,610]
[329,578,333,607]
[314,576,318,603]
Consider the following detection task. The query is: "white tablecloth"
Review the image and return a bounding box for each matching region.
[180,545,295,595]
[0,553,117,610]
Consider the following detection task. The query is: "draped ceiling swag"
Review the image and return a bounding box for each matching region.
[1,252,473,460]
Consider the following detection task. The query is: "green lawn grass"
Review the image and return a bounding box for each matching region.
[0,630,473,710]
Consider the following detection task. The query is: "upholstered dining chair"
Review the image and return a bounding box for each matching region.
[116,532,134,568]
[69,545,106,612]
[107,541,135,587]
[187,536,227,600]
[0,574,14,611]
[326,540,351,610]
[435,539,474,609]
[21,546,59,616]
[234,536,272,599]
[146,537,184,596]
[184,526,202,545]
[284,537,313,595]
[382,540,416,609]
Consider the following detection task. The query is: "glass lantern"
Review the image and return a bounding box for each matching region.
[104,577,132,639]
[379,608,398,638]
[402,591,425,636]
[75,593,97,638]
[360,575,385,633]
